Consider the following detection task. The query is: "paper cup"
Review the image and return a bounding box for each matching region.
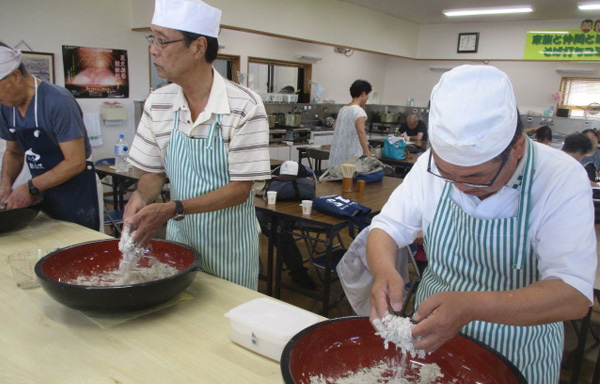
[301,200,312,215]
[267,191,277,204]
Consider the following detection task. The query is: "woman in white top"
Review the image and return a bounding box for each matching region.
[328,80,372,167]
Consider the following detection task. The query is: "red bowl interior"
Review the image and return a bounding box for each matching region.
[40,239,197,283]
[283,317,524,384]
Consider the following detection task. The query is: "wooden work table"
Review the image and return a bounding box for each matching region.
[0,215,308,383]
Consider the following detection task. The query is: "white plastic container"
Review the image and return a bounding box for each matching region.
[225,298,320,361]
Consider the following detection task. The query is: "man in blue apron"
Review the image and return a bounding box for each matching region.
[124,0,270,290]
[367,65,596,383]
[0,44,99,230]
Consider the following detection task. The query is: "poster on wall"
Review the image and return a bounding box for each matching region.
[523,19,600,60]
[62,45,129,98]
[21,52,55,83]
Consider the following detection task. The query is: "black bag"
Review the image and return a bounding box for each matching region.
[267,162,316,201]
[267,178,316,201]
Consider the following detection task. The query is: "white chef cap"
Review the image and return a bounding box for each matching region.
[428,65,517,166]
[152,0,221,38]
[0,46,21,79]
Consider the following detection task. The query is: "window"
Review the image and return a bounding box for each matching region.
[559,77,600,118]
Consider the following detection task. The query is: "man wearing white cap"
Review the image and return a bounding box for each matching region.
[125,0,270,289]
[0,42,100,230]
[367,65,596,382]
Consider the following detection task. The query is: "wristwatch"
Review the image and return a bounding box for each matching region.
[173,200,185,221]
[27,179,40,196]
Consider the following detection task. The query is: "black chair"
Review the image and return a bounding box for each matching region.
[306,148,330,175]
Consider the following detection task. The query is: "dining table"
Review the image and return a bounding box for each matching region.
[95,163,146,210]
[255,176,403,316]
[295,143,421,178]
[0,214,317,383]
[96,160,285,211]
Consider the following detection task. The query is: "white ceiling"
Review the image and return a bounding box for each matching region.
[336,0,600,25]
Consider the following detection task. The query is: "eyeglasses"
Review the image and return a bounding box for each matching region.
[426,151,509,188]
[145,34,185,50]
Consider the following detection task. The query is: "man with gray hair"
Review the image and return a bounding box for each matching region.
[399,113,428,141]
[125,0,270,290]
[0,43,99,230]
[367,65,595,382]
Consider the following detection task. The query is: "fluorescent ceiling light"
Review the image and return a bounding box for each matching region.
[556,68,595,74]
[429,66,453,72]
[579,2,600,10]
[443,5,533,17]
[297,55,322,61]
[528,30,569,34]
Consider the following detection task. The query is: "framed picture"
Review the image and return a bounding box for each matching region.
[457,33,479,53]
[21,51,55,83]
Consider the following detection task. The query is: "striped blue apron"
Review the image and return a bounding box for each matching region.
[416,139,562,383]
[164,112,259,290]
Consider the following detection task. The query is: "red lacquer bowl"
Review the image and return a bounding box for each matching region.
[281,316,526,384]
[35,239,200,313]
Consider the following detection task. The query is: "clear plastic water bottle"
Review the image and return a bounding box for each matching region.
[114,134,129,173]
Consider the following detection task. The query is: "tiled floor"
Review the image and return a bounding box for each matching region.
[256,232,600,384]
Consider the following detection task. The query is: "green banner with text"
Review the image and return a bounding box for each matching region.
[523,29,600,61]
[524,27,600,60]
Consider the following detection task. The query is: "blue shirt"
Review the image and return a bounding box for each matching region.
[0,81,91,158]
[582,148,600,169]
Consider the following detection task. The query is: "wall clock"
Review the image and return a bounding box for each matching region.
[457,32,479,53]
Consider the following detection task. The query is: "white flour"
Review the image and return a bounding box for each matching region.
[64,227,179,286]
[306,358,444,384]
[373,314,425,359]
[118,225,145,280]
[66,260,178,286]
[306,315,444,384]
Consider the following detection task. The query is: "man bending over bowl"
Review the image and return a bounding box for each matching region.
[367,65,596,383]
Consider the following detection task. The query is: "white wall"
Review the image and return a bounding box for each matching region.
[3,0,599,158]
[131,0,420,58]
[1,0,150,161]
[416,18,596,60]
[218,28,389,104]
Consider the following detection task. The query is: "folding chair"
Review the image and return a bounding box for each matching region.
[398,244,422,317]
[103,203,124,237]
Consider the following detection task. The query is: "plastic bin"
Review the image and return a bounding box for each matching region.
[225,298,320,361]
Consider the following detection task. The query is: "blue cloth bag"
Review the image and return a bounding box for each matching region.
[312,194,372,238]
[382,137,406,160]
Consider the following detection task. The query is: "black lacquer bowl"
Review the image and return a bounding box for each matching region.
[281,316,527,384]
[35,239,200,313]
[0,197,43,233]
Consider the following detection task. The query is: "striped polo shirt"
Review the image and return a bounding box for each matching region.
[128,70,271,182]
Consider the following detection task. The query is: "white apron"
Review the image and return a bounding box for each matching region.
[165,113,259,290]
[415,139,562,383]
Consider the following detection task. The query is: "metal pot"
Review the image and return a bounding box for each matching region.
[268,114,277,128]
[380,112,398,123]
[284,113,302,127]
